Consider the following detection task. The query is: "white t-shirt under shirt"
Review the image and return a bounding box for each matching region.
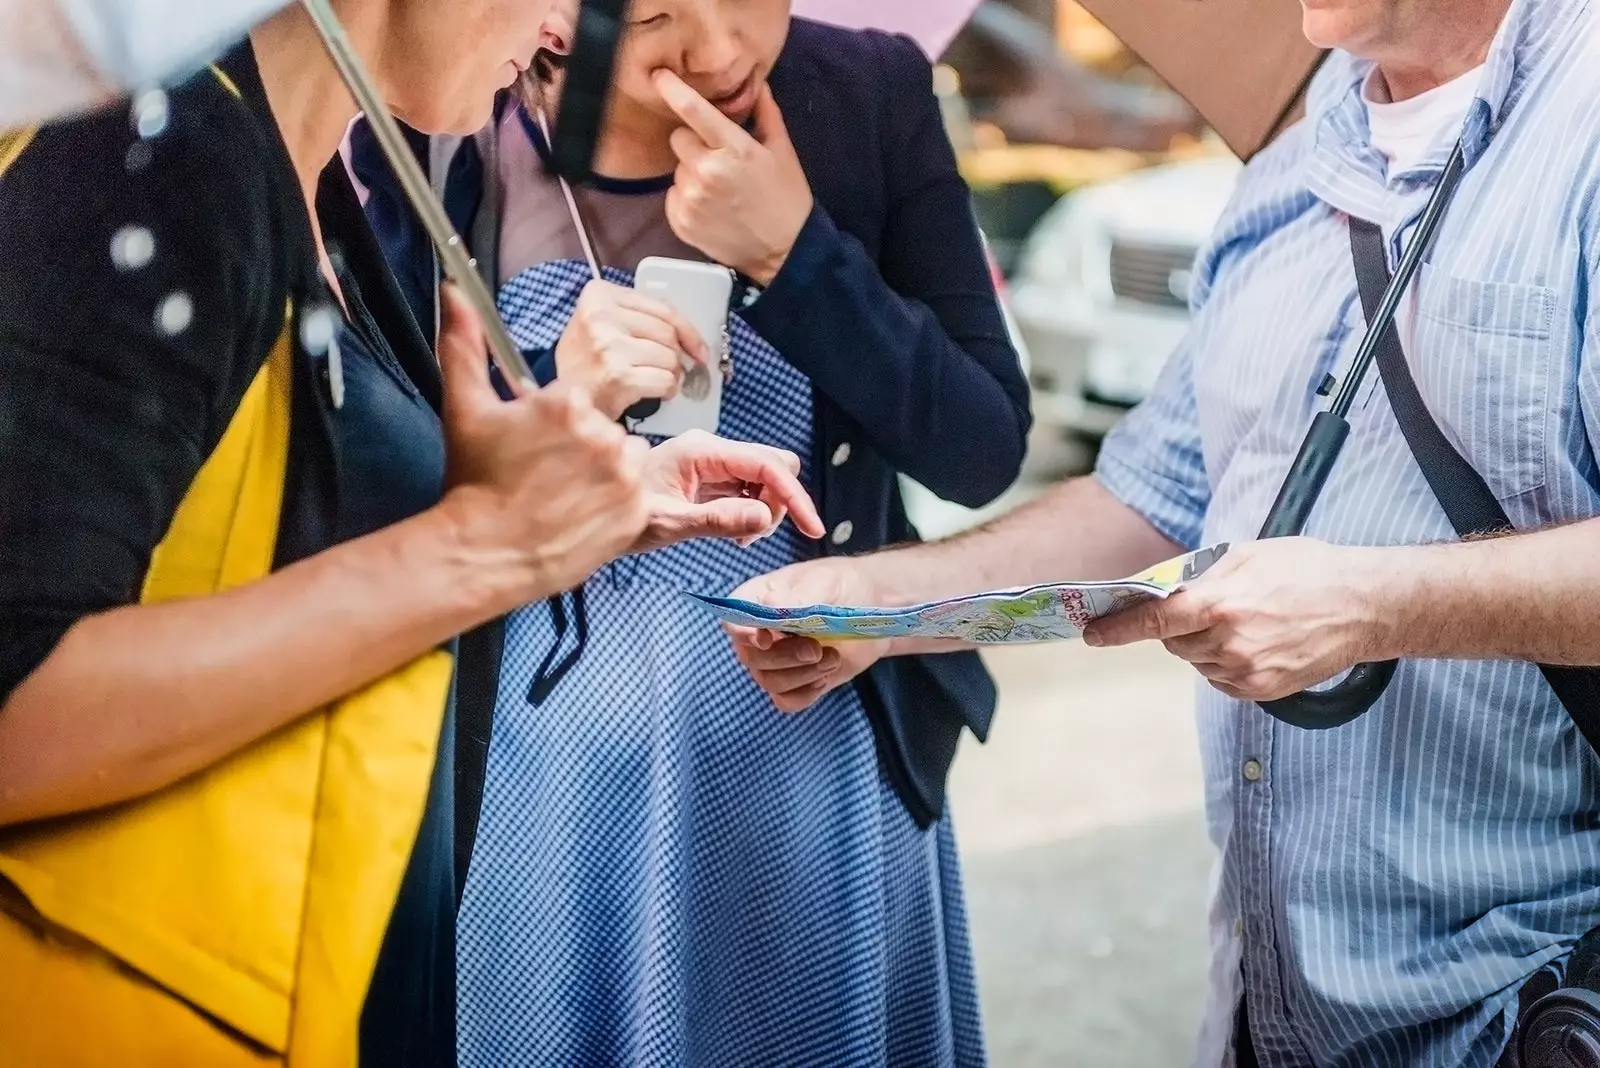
[1363,63,1483,180]
[1346,64,1483,379]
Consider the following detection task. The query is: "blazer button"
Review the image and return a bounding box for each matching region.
[831,520,855,546]
[831,442,852,467]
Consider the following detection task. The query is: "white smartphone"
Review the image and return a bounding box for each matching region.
[629,256,734,437]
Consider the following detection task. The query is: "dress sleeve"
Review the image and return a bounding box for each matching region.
[740,33,1032,509]
[0,88,275,703]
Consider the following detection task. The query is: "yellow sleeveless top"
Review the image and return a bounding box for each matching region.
[0,93,451,1066]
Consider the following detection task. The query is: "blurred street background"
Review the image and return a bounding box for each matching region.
[956,640,1211,1068]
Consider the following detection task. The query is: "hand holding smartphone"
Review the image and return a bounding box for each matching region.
[626,257,734,437]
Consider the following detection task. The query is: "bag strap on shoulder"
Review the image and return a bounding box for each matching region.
[1348,216,1600,755]
[0,129,35,178]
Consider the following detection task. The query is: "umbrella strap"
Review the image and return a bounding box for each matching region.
[1326,139,1467,419]
[528,105,605,282]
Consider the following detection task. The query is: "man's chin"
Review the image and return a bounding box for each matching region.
[1299,7,1373,52]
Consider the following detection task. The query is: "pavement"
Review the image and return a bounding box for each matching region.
[951,626,1215,1067]
[902,477,1216,1066]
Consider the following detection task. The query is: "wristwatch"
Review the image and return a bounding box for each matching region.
[735,273,764,310]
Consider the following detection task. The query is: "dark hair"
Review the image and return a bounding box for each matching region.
[533,47,566,81]
[514,48,565,112]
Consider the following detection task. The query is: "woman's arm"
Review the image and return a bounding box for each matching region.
[651,61,1029,507]
[0,504,522,825]
[738,35,1032,508]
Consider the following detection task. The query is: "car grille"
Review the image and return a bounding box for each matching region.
[1108,239,1196,310]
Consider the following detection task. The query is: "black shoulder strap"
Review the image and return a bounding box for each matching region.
[452,617,504,906]
[1349,217,1600,755]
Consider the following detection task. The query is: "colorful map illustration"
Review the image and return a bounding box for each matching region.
[689,544,1230,645]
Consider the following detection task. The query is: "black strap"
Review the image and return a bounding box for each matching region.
[526,586,590,707]
[452,616,504,906]
[1235,992,1260,1068]
[1499,964,1565,1067]
[1348,218,1600,755]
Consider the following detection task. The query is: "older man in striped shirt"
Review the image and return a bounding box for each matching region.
[731,0,1600,1063]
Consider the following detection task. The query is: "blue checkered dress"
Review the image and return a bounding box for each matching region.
[455,259,986,1067]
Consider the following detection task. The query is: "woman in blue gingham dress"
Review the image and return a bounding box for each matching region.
[435,13,1032,1067]
[459,254,985,1067]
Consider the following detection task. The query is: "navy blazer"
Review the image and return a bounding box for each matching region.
[353,18,1032,828]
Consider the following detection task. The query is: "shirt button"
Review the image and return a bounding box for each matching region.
[831,442,852,467]
[1242,758,1263,783]
[831,520,855,546]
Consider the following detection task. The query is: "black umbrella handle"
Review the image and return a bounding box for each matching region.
[1253,411,1396,729]
[1235,148,1466,730]
[1258,660,1397,729]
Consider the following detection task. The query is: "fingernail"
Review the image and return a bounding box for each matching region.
[1083,631,1102,648]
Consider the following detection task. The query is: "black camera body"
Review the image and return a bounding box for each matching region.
[1519,932,1600,1068]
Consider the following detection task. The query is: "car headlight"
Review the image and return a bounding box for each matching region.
[1016,197,1100,298]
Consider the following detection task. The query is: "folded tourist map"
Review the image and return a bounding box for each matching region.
[690,544,1230,645]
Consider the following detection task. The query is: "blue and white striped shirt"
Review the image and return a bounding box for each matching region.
[1095,1,1600,1064]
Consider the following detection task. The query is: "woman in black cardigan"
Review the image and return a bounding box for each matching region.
[356,6,1029,1065]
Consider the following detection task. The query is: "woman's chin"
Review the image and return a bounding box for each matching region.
[393,98,495,139]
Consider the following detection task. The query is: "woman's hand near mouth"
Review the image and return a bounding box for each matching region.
[653,68,813,287]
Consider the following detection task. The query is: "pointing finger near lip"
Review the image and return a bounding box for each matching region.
[653,68,744,149]
[668,124,711,164]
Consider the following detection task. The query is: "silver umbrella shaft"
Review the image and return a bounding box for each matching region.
[299,0,535,386]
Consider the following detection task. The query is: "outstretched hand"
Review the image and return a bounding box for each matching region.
[437,283,650,600]
[636,430,824,553]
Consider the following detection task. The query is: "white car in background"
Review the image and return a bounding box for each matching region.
[1011,155,1242,457]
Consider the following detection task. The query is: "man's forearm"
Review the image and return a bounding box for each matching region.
[869,474,1182,606]
[1380,518,1600,665]
[870,476,1181,657]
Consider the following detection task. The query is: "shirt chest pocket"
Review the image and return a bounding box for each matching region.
[1408,273,1556,501]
